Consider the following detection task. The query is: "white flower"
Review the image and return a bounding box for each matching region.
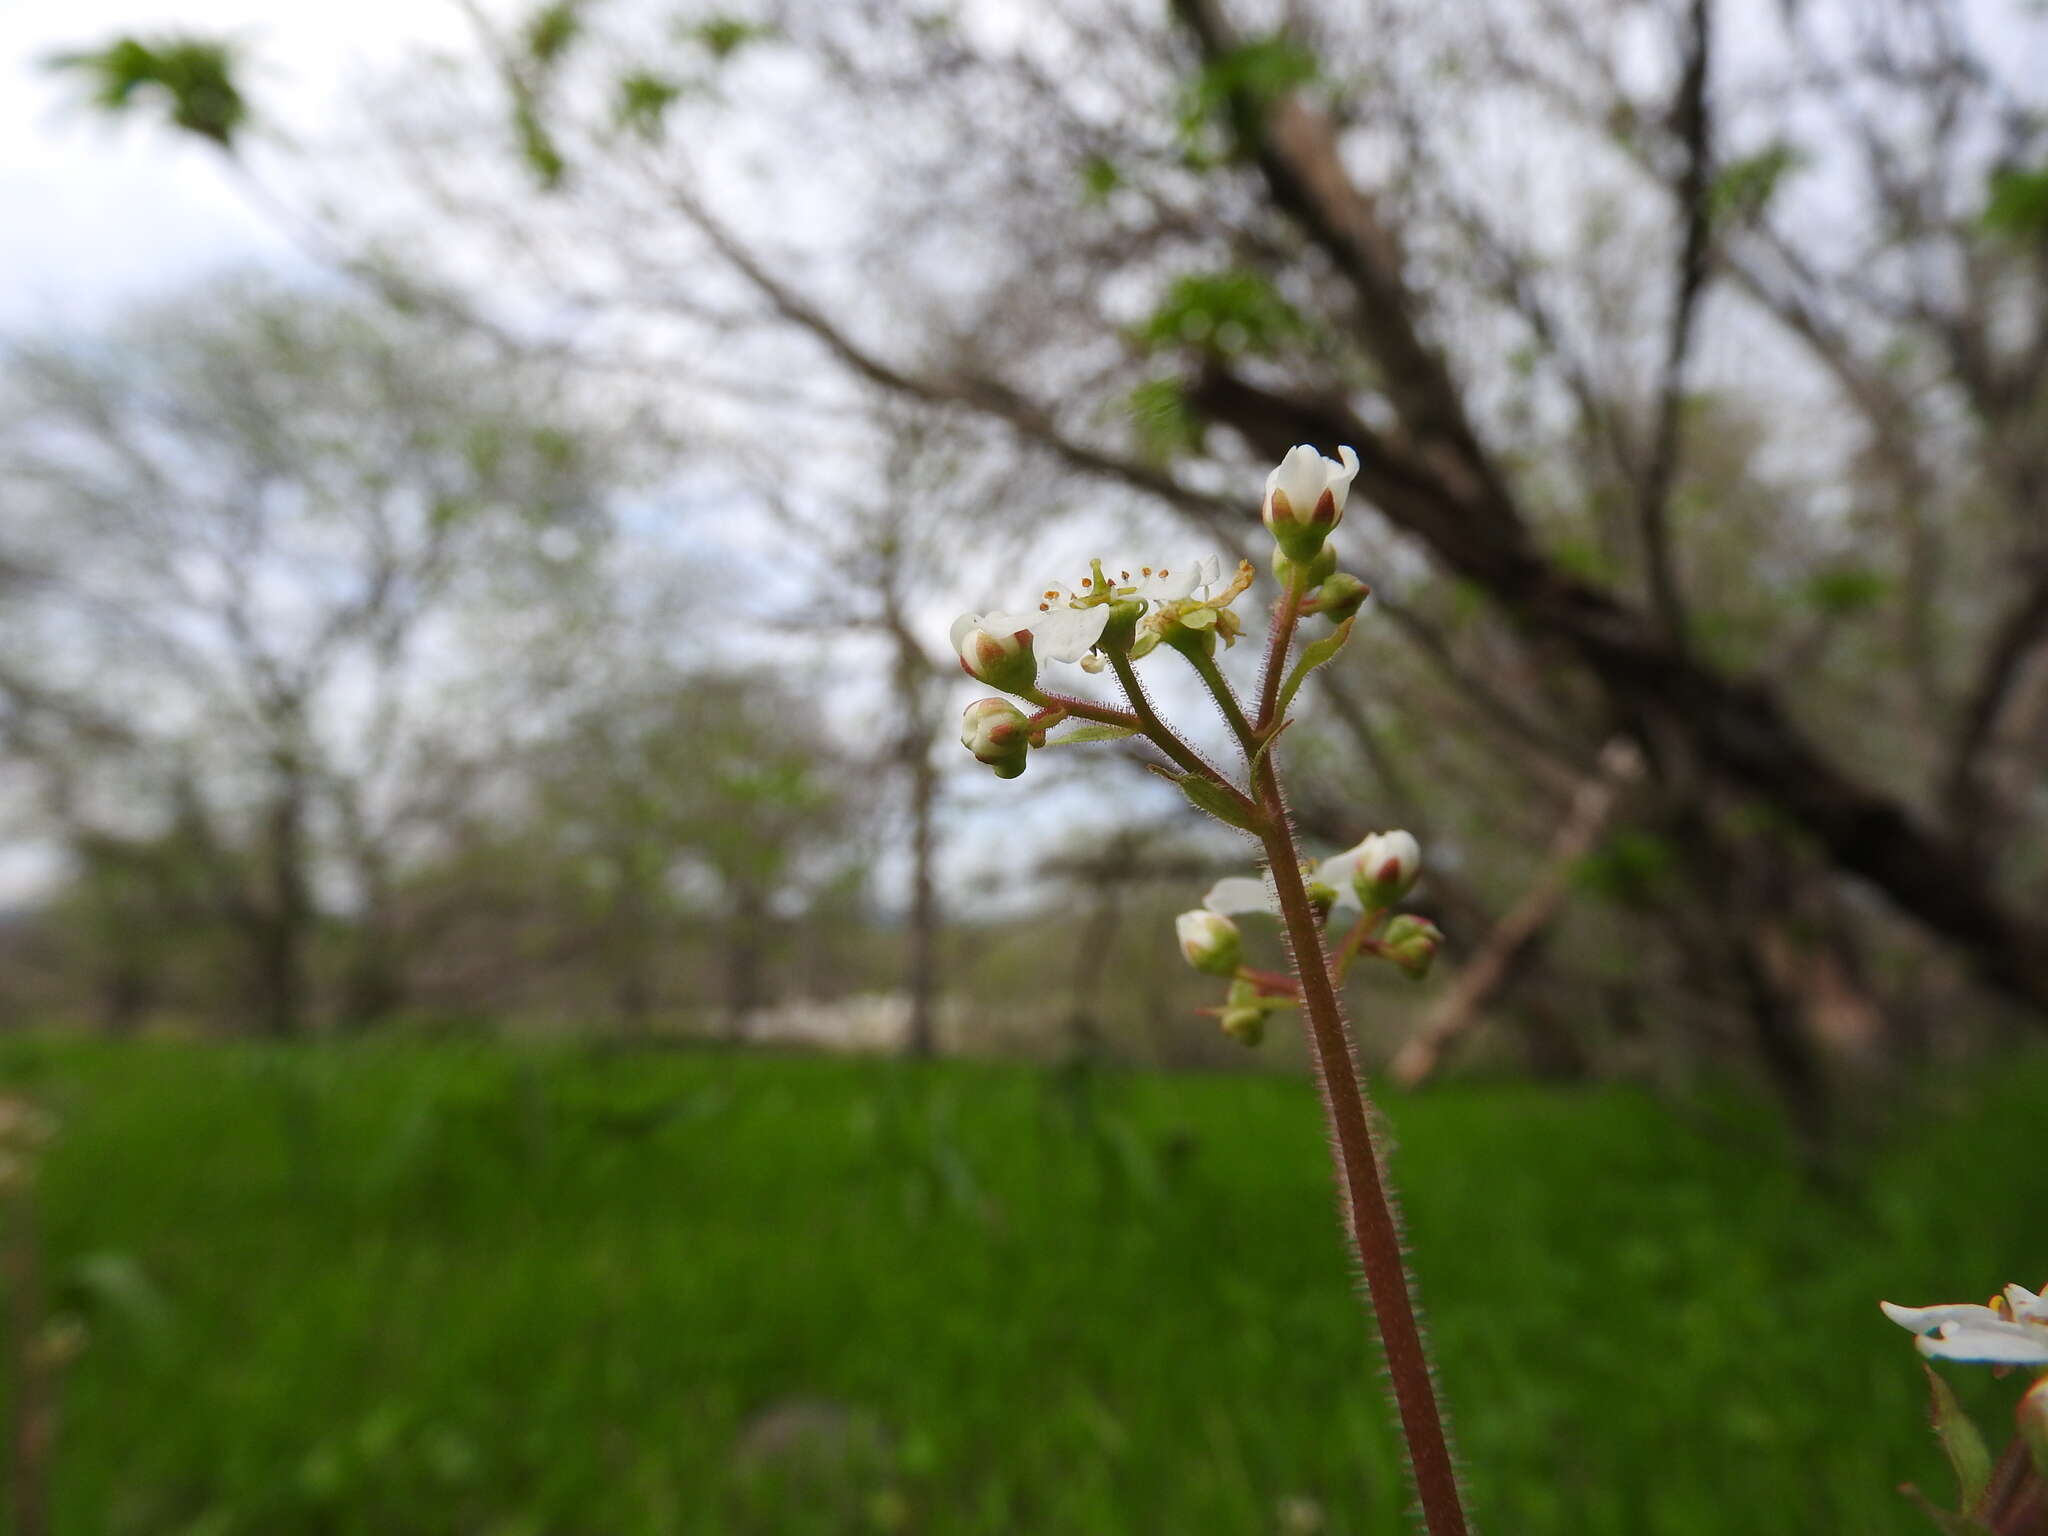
[969,556,1226,667]
[1318,830,1422,909]
[981,597,1110,665]
[1881,1283,2048,1367]
[1262,445,1359,557]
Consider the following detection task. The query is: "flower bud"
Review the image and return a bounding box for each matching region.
[1271,543,1337,591]
[949,613,1037,694]
[960,697,1030,779]
[1381,914,1444,980]
[1261,445,1359,562]
[1351,830,1421,909]
[1175,909,1242,977]
[1219,1005,1267,1047]
[1316,572,1370,623]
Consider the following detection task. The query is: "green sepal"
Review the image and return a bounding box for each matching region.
[1924,1365,1993,1514]
[1272,614,1356,724]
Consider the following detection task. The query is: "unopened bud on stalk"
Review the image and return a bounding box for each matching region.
[1271,543,1337,591]
[1351,830,1422,909]
[949,614,1037,694]
[1316,572,1370,623]
[1219,1005,1267,1046]
[1382,914,1444,980]
[960,697,1031,779]
[1175,909,1242,977]
[1261,444,1359,562]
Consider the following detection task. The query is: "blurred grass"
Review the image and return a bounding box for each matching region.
[0,1038,2042,1535]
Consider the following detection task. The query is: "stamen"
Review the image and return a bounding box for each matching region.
[1044,590,1057,599]
[1039,602,1050,611]
[1081,577,1092,588]
[1141,567,1153,576]
[1120,571,1130,580]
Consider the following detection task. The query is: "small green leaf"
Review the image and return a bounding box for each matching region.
[523,2,583,67]
[1126,375,1205,461]
[1177,775,1265,834]
[1079,155,1122,203]
[1983,165,2048,238]
[691,17,776,60]
[1042,724,1137,747]
[1801,565,1889,617]
[1924,1364,1993,1513]
[1272,614,1355,724]
[1708,142,1806,226]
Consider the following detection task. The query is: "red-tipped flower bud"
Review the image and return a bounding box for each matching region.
[960,697,1031,779]
[1261,444,1359,562]
[949,613,1038,694]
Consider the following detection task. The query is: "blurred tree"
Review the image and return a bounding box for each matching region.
[0,278,626,1036]
[525,665,854,1039]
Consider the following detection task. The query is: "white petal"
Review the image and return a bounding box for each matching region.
[1301,857,1363,912]
[1192,554,1223,590]
[1034,603,1111,663]
[1330,445,1360,510]
[1915,1319,2048,1366]
[1137,559,1209,601]
[2005,1284,2047,1323]
[949,613,984,654]
[1271,446,1327,515]
[1880,1300,2008,1335]
[1203,875,1279,917]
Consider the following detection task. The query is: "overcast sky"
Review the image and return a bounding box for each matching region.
[1,0,476,331]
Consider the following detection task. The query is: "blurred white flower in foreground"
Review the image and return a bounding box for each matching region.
[1881,1282,2048,1367]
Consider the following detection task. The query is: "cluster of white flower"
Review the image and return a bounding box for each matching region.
[948,445,1435,1048]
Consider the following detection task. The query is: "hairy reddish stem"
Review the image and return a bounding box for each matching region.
[1248,571,1468,1535]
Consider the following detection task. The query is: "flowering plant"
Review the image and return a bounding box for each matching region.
[1881,1281,2048,1532]
[951,446,1468,1535]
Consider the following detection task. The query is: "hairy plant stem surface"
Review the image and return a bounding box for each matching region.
[1246,574,1469,1535]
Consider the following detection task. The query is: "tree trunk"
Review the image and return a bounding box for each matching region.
[724,884,767,1042]
[251,764,311,1039]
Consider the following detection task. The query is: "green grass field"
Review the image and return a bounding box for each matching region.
[1,1038,2042,1534]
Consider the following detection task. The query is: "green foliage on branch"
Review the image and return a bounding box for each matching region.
[1137,268,1307,358]
[46,33,250,149]
[1708,143,1807,227]
[1983,165,2048,238]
